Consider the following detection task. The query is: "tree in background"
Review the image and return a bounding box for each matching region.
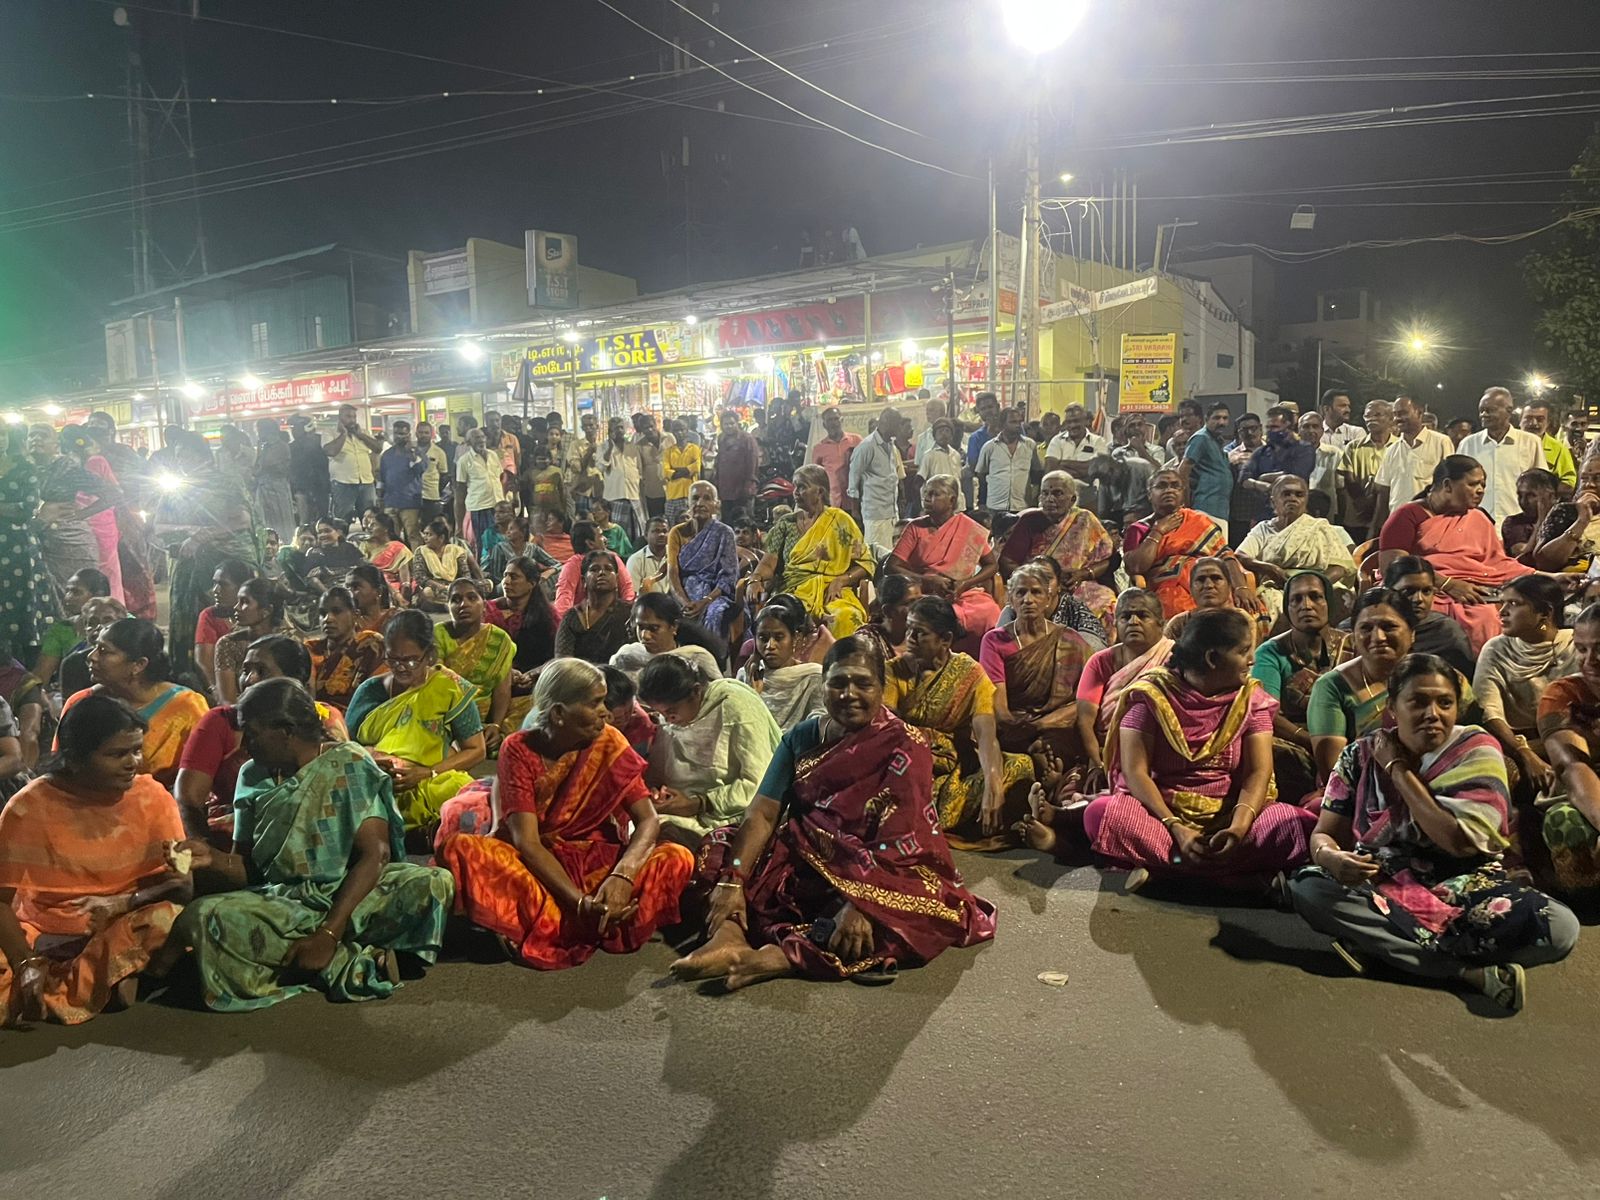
[1523,126,1600,397]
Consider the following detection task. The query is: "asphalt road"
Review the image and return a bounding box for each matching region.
[1,849,1595,1200]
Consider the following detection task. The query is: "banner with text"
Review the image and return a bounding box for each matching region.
[1118,333,1177,414]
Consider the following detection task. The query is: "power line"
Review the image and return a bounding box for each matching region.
[586,0,976,181]
[658,0,924,139]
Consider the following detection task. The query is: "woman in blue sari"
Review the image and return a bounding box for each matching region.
[668,480,740,636]
[162,678,454,1011]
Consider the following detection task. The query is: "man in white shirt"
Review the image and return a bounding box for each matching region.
[975,405,1036,517]
[1370,393,1457,536]
[1457,385,1546,526]
[1045,402,1110,514]
[454,425,506,550]
[920,416,968,511]
[847,407,906,550]
[626,517,672,594]
[913,396,963,468]
[600,415,646,543]
[1319,389,1366,452]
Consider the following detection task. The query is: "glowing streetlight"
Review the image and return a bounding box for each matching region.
[239,374,263,390]
[684,314,699,326]
[900,338,918,359]
[1526,373,1551,395]
[179,381,205,400]
[41,403,63,416]
[999,0,1089,53]
[754,355,775,372]
[156,470,184,493]
[1407,336,1430,354]
[560,330,580,344]
[456,341,485,363]
[1058,172,1074,186]
[2,411,23,425]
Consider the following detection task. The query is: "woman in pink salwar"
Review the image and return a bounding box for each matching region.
[1026,607,1315,895]
[885,474,1001,640]
[1378,455,1535,655]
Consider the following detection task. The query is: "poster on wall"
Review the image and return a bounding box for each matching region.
[1118,333,1178,413]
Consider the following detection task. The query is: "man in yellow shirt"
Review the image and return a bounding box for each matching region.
[662,418,703,527]
[1522,399,1576,495]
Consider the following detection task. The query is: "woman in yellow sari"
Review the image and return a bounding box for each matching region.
[748,465,875,637]
[58,617,209,788]
[345,610,485,834]
[433,578,514,752]
[885,596,1034,850]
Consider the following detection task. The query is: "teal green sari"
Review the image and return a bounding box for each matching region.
[173,742,454,1012]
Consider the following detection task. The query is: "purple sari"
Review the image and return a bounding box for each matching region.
[677,518,739,635]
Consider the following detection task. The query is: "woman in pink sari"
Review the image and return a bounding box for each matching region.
[1378,455,1535,655]
[1074,589,1172,791]
[885,474,1000,639]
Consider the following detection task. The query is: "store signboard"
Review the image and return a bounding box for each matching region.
[716,288,949,353]
[1118,333,1178,413]
[525,230,579,310]
[503,324,702,380]
[369,352,490,397]
[422,250,469,295]
[200,371,360,417]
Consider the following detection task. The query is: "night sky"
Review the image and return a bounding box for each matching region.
[4,0,1600,413]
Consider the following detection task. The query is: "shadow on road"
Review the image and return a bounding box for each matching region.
[1087,881,1600,1165]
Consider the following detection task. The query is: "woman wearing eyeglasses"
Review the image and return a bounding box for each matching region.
[345,610,485,834]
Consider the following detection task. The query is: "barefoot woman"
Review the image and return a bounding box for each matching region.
[671,636,996,989]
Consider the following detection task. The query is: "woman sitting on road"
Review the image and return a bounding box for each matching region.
[1533,603,1600,896]
[303,517,366,590]
[59,617,209,789]
[0,694,190,1025]
[884,596,1032,850]
[194,559,253,694]
[884,474,1002,640]
[362,509,413,601]
[1378,455,1536,655]
[980,561,1098,757]
[304,587,385,710]
[437,659,693,970]
[999,470,1117,625]
[1032,608,1315,896]
[412,518,486,613]
[636,655,782,851]
[177,634,348,844]
[345,563,400,634]
[737,602,825,731]
[1161,556,1266,644]
[857,573,919,663]
[1251,571,1351,806]
[555,550,634,666]
[1308,588,1419,784]
[489,555,557,728]
[1473,575,1577,798]
[1290,654,1579,1013]
[552,520,636,622]
[609,592,726,683]
[1235,475,1357,626]
[1122,467,1263,621]
[746,464,876,638]
[434,577,514,753]
[213,576,290,704]
[346,610,485,834]
[1075,589,1172,794]
[163,678,455,1011]
[670,636,997,989]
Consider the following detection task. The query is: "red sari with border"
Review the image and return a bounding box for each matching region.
[438,726,693,970]
[699,706,997,978]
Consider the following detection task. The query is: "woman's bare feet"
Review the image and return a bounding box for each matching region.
[723,944,793,991]
[669,922,750,980]
[1016,782,1059,852]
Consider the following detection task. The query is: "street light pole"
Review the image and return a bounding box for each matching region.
[1024,91,1042,418]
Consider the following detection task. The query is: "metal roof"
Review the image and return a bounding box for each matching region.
[108,244,400,307]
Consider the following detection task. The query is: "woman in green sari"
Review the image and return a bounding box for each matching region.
[162,678,454,1011]
[434,577,514,753]
[346,610,486,833]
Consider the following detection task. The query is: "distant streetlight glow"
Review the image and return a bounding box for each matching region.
[156,470,184,493]
[1058,172,1074,186]
[560,330,580,344]
[754,355,775,372]
[2,411,23,425]
[456,341,485,363]
[41,403,63,416]
[179,381,205,400]
[1526,373,1551,395]
[900,338,918,359]
[1000,0,1089,52]
[239,374,263,390]
[684,314,699,326]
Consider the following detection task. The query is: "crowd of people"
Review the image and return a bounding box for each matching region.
[0,380,1595,1026]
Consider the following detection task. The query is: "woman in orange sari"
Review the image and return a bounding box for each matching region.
[1122,468,1262,620]
[885,474,1001,639]
[437,658,693,969]
[58,617,209,788]
[0,693,191,1025]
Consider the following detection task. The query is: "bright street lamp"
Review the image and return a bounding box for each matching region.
[179,381,205,400]
[999,0,1089,53]
[456,341,485,363]
[1526,373,1551,395]
[239,374,263,390]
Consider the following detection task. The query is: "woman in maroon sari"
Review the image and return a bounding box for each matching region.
[671,636,996,989]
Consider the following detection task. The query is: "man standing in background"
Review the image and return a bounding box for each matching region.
[810,406,860,508]
[1319,389,1366,452]
[1180,402,1234,537]
[376,419,426,543]
[324,403,382,521]
[1338,399,1395,541]
[600,415,645,543]
[1520,399,1576,494]
[1458,385,1546,527]
[849,407,906,550]
[714,407,759,524]
[415,420,450,528]
[288,414,329,525]
[974,405,1036,520]
[1369,394,1458,537]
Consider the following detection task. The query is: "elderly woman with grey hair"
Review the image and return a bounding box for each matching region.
[436,657,694,969]
[998,468,1117,625]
